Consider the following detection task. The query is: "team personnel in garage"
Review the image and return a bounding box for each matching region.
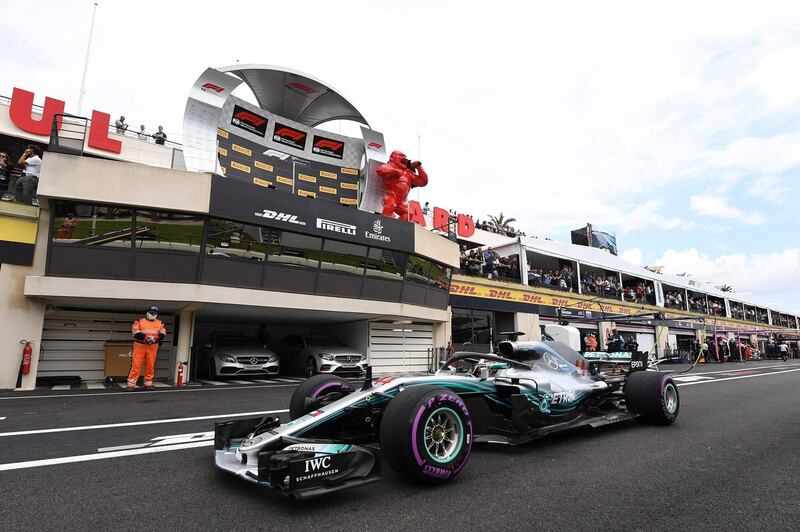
[127,306,167,389]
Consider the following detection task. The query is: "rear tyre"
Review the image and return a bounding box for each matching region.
[380,385,472,484]
[624,371,679,425]
[289,374,354,420]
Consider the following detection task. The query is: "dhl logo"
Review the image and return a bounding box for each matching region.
[522,294,543,303]
[449,285,478,295]
[488,289,515,300]
[232,144,251,156]
[230,161,251,173]
[551,298,569,307]
[254,161,273,172]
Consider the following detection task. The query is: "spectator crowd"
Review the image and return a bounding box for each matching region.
[459,246,520,281]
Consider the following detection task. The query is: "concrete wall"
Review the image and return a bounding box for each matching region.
[38,152,211,214]
[413,223,459,269]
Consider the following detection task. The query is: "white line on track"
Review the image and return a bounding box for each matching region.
[0,440,214,471]
[196,379,227,386]
[683,363,799,377]
[0,409,289,438]
[676,367,800,387]
[85,383,106,390]
[0,383,299,401]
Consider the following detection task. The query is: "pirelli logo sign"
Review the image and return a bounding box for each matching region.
[340,182,358,190]
[231,161,251,173]
[319,186,337,195]
[298,189,316,198]
[253,178,272,188]
[276,176,294,185]
[340,198,357,205]
[254,161,273,172]
[217,128,229,139]
[341,167,358,175]
[217,147,228,157]
[298,174,317,183]
[320,171,337,179]
[232,144,252,156]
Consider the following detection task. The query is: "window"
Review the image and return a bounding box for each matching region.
[52,203,133,248]
[134,210,204,254]
[266,230,321,270]
[319,240,367,275]
[406,255,431,286]
[428,262,452,291]
[206,218,268,262]
[451,308,494,349]
[365,249,406,281]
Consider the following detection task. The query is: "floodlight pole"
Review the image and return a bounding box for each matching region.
[77,2,98,116]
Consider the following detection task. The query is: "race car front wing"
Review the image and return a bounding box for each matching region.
[214,416,381,500]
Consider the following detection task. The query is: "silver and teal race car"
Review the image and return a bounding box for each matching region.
[214,338,679,499]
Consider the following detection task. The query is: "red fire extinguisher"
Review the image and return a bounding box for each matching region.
[20,340,33,375]
[176,362,185,387]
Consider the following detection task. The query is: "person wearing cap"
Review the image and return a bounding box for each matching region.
[127,306,166,390]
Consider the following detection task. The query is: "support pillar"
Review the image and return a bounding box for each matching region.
[655,325,669,357]
[173,308,195,385]
[514,312,540,341]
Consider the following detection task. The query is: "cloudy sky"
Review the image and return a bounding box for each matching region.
[1,1,798,313]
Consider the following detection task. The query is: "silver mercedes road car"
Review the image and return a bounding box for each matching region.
[275,335,367,377]
[200,334,280,379]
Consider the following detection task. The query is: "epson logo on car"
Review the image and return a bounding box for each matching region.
[304,456,331,473]
[255,210,306,225]
[316,218,356,236]
[630,360,644,369]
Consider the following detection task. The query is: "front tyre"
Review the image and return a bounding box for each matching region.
[624,371,679,425]
[289,374,354,420]
[380,385,472,484]
[305,357,317,377]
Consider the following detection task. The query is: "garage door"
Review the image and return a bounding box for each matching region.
[368,322,433,374]
[39,310,174,382]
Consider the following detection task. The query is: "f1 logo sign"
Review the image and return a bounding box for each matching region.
[367,142,383,149]
[264,149,290,160]
[274,127,306,141]
[201,83,225,93]
[304,456,332,473]
[315,139,343,151]
[233,111,267,126]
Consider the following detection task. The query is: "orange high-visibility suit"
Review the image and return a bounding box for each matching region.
[127,317,166,387]
[585,334,598,352]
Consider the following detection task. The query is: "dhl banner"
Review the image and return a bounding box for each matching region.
[449,279,786,331]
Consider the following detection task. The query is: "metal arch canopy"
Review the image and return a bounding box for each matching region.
[217,64,370,128]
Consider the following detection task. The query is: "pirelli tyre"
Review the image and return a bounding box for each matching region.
[379,385,473,484]
[289,374,354,420]
[624,371,679,425]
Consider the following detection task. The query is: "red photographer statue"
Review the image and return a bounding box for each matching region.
[376,150,428,220]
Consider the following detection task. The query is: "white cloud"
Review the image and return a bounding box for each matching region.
[657,247,800,312]
[620,248,643,266]
[747,174,792,202]
[689,195,766,224]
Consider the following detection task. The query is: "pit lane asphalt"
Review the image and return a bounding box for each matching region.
[1,361,799,531]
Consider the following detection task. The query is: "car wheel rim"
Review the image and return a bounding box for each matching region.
[423,407,463,463]
[664,383,678,414]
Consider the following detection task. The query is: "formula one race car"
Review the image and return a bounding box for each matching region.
[214,338,679,499]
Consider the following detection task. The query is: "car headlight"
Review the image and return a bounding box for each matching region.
[360,354,367,361]
[217,354,236,363]
[268,354,278,363]
[319,353,334,361]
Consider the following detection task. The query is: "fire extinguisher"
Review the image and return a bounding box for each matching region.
[176,362,185,387]
[20,340,33,375]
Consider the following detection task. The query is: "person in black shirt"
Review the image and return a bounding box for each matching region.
[153,126,167,146]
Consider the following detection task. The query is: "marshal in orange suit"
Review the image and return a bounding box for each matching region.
[126,306,166,390]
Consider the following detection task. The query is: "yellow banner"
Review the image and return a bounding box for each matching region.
[298,189,316,198]
[340,182,358,190]
[217,147,228,157]
[253,178,272,188]
[217,128,229,139]
[341,167,358,175]
[340,198,357,205]
[320,171,337,179]
[231,161,250,173]
[298,174,317,183]
[232,144,251,156]
[319,186,337,195]
[276,176,293,185]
